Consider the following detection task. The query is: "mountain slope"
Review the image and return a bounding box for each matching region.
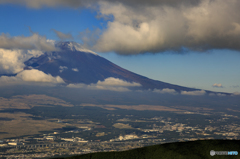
[24,42,204,92]
[57,140,240,159]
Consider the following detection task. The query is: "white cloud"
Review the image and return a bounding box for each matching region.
[0,33,56,51]
[0,49,26,74]
[67,83,86,88]
[67,77,141,92]
[2,1,240,54]
[91,84,131,92]
[67,83,131,92]
[59,66,68,73]
[181,90,206,96]
[0,69,64,86]
[212,83,223,88]
[72,68,79,72]
[153,88,177,94]
[46,39,56,45]
[0,76,20,84]
[0,48,44,74]
[16,69,64,83]
[91,0,240,54]
[96,77,141,87]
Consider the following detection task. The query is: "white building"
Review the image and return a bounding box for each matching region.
[45,136,56,140]
[8,142,23,146]
[61,138,74,142]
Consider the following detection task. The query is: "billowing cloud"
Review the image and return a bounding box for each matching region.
[0,33,56,51]
[67,83,85,88]
[96,77,141,87]
[52,29,73,40]
[0,76,19,84]
[0,48,44,74]
[92,0,240,54]
[0,69,64,86]
[153,88,177,94]
[2,0,240,54]
[16,69,64,83]
[212,83,223,88]
[67,77,141,92]
[181,90,206,96]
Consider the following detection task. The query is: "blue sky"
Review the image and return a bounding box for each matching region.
[0,1,240,93]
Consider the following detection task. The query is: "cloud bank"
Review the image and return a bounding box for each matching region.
[0,33,55,74]
[93,0,240,54]
[181,90,206,96]
[0,48,44,74]
[67,77,141,92]
[0,69,64,85]
[17,69,64,83]
[2,0,240,54]
[153,88,177,94]
[96,77,141,87]
[0,33,56,51]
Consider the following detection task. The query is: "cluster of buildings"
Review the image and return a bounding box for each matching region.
[0,139,25,147]
[61,137,88,142]
[110,134,139,142]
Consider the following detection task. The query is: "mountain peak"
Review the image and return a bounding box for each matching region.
[55,41,98,56]
[24,41,223,94]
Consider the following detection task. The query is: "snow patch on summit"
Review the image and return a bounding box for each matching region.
[56,42,99,56]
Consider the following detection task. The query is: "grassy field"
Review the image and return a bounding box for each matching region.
[0,94,73,139]
[0,112,64,139]
[79,104,184,112]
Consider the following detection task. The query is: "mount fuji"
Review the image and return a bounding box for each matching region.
[22,41,217,94]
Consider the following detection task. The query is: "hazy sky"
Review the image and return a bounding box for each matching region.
[0,0,240,93]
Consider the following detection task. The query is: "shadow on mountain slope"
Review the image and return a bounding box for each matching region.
[55,140,240,159]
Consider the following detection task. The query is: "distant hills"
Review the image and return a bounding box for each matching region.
[56,140,240,159]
